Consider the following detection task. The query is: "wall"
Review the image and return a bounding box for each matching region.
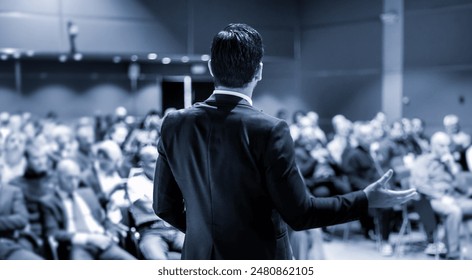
[299,0,383,131]
[403,0,472,135]
[0,0,300,119]
[2,0,472,132]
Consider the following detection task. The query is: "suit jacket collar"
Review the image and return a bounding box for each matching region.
[204,93,252,107]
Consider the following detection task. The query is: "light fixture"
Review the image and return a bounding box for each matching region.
[131,55,138,62]
[191,64,207,75]
[59,54,68,62]
[26,50,35,57]
[162,57,171,64]
[2,48,16,55]
[181,56,190,63]
[0,54,8,60]
[201,54,210,61]
[67,21,79,37]
[147,53,158,60]
[73,53,83,61]
[113,56,121,63]
[67,21,79,54]
[380,11,399,24]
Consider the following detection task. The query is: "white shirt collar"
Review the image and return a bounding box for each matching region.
[212,89,253,106]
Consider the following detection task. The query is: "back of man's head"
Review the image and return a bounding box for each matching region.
[210,23,264,88]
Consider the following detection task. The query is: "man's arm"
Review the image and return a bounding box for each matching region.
[263,121,369,231]
[263,121,415,231]
[0,187,29,231]
[153,137,186,232]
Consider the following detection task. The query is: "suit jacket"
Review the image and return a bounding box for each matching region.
[81,165,128,208]
[0,185,29,238]
[40,187,109,244]
[154,94,368,260]
[343,146,380,191]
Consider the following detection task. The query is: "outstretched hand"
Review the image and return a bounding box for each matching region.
[363,169,418,208]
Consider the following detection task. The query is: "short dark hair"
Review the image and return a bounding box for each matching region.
[210,23,264,88]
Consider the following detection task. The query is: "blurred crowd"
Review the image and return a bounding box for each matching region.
[283,109,472,260]
[1,105,472,260]
[0,106,184,260]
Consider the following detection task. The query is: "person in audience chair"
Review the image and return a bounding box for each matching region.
[410,131,472,260]
[1,161,43,260]
[10,139,56,256]
[40,159,136,260]
[127,145,184,259]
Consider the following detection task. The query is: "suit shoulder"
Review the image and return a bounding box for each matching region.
[245,108,288,130]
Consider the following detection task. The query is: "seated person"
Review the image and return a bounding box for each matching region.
[443,114,471,171]
[295,134,350,198]
[2,132,27,185]
[40,159,136,260]
[10,139,56,255]
[1,166,43,260]
[410,131,472,259]
[127,145,184,260]
[82,140,129,224]
[343,122,395,256]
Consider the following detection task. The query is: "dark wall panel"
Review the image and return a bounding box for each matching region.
[300,1,383,125]
[301,0,382,26]
[403,70,472,135]
[405,8,472,67]
[301,74,381,125]
[405,0,472,11]
[301,22,382,71]
[192,0,297,57]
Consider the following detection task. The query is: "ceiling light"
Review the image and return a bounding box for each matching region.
[59,54,68,62]
[147,53,158,60]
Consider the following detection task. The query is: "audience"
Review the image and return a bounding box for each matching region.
[1,106,471,260]
[343,122,396,256]
[410,131,472,259]
[443,114,471,171]
[0,161,43,260]
[40,159,136,260]
[127,145,184,259]
[9,139,56,256]
[1,132,27,185]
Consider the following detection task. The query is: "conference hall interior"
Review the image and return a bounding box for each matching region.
[1,0,472,260]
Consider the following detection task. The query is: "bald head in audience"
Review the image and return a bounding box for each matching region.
[56,159,81,195]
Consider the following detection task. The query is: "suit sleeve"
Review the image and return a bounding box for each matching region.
[40,199,74,243]
[0,187,29,231]
[263,121,368,231]
[153,136,186,232]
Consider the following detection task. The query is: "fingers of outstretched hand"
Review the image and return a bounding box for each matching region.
[375,169,394,187]
[387,188,418,203]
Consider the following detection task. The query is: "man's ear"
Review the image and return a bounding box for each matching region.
[255,62,263,81]
[208,60,214,77]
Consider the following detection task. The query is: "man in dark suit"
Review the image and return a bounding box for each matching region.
[153,23,417,260]
[1,165,43,259]
[40,159,135,260]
